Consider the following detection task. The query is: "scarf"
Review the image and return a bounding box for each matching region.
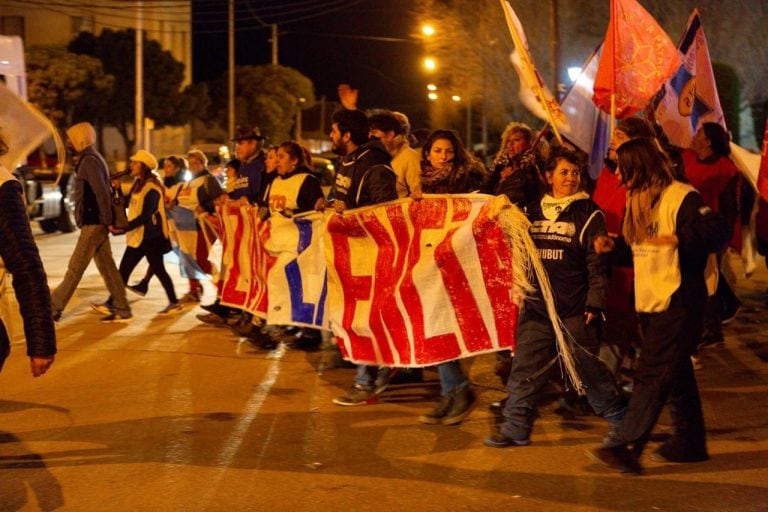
[420,164,453,189]
[540,191,589,221]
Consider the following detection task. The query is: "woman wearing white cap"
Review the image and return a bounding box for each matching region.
[95,150,181,315]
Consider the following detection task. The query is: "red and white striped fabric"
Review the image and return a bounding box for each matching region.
[215,202,271,318]
[325,194,519,367]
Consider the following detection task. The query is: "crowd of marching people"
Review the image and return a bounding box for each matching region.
[38,90,751,476]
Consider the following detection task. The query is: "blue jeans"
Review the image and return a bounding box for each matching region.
[51,224,130,316]
[437,361,469,396]
[354,364,391,390]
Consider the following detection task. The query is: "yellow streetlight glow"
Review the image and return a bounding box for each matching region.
[423,57,437,71]
[427,83,437,91]
[451,95,461,102]
[428,92,438,101]
[421,24,435,37]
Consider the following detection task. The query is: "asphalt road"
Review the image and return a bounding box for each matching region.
[0,230,766,512]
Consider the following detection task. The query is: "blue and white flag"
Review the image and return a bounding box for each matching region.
[264,212,328,329]
[653,9,725,148]
[559,46,611,179]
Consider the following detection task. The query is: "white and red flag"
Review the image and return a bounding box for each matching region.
[500,0,569,141]
[593,0,681,119]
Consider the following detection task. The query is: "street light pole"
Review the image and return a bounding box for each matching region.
[228,0,235,141]
[135,1,143,151]
[271,24,279,65]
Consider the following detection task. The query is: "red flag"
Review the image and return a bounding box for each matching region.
[758,118,768,202]
[593,0,682,118]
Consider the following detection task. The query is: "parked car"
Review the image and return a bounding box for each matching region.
[14,159,76,234]
[310,153,336,195]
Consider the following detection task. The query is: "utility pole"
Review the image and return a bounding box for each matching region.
[135,1,144,151]
[228,0,235,141]
[271,24,278,65]
[550,0,560,96]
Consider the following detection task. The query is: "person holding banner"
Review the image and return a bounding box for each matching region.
[488,122,547,387]
[590,137,729,474]
[414,129,488,425]
[168,149,223,304]
[250,141,327,349]
[368,111,421,199]
[485,146,626,447]
[267,141,324,217]
[327,109,399,406]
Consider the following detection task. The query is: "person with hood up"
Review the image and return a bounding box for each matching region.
[50,122,131,322]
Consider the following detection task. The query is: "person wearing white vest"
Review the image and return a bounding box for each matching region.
[96,150,180,316]
[590,137,730,475]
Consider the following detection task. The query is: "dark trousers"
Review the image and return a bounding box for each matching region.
[117,242,177,304]
[606,305,707,457]
[500,313,625,440]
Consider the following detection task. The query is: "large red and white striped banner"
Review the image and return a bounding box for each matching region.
[325,194,519,367]
[212,204,328,327]
[215,202,271,318]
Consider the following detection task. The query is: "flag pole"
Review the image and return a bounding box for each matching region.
[609,0,617,134]
[500,0,563,144]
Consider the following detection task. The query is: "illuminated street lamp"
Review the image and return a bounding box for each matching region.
[423,57,437,72]
[421,24,435,37]
[427,83,438,91]
[427,92,439,101]
[451,95,461,102]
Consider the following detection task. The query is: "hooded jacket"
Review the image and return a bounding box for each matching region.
[66,123,112,227]
[333,140,397,209]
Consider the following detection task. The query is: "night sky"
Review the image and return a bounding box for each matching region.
[192,0,428,126]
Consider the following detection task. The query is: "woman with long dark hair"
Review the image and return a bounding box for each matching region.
[416,129,488,425]
[590,137,729,474]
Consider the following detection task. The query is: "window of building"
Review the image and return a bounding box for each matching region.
[0,16,25,38]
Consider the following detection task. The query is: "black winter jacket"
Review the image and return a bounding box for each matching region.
[333,140,397,209]
[525,196,609,319]
[0,179,56,367]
